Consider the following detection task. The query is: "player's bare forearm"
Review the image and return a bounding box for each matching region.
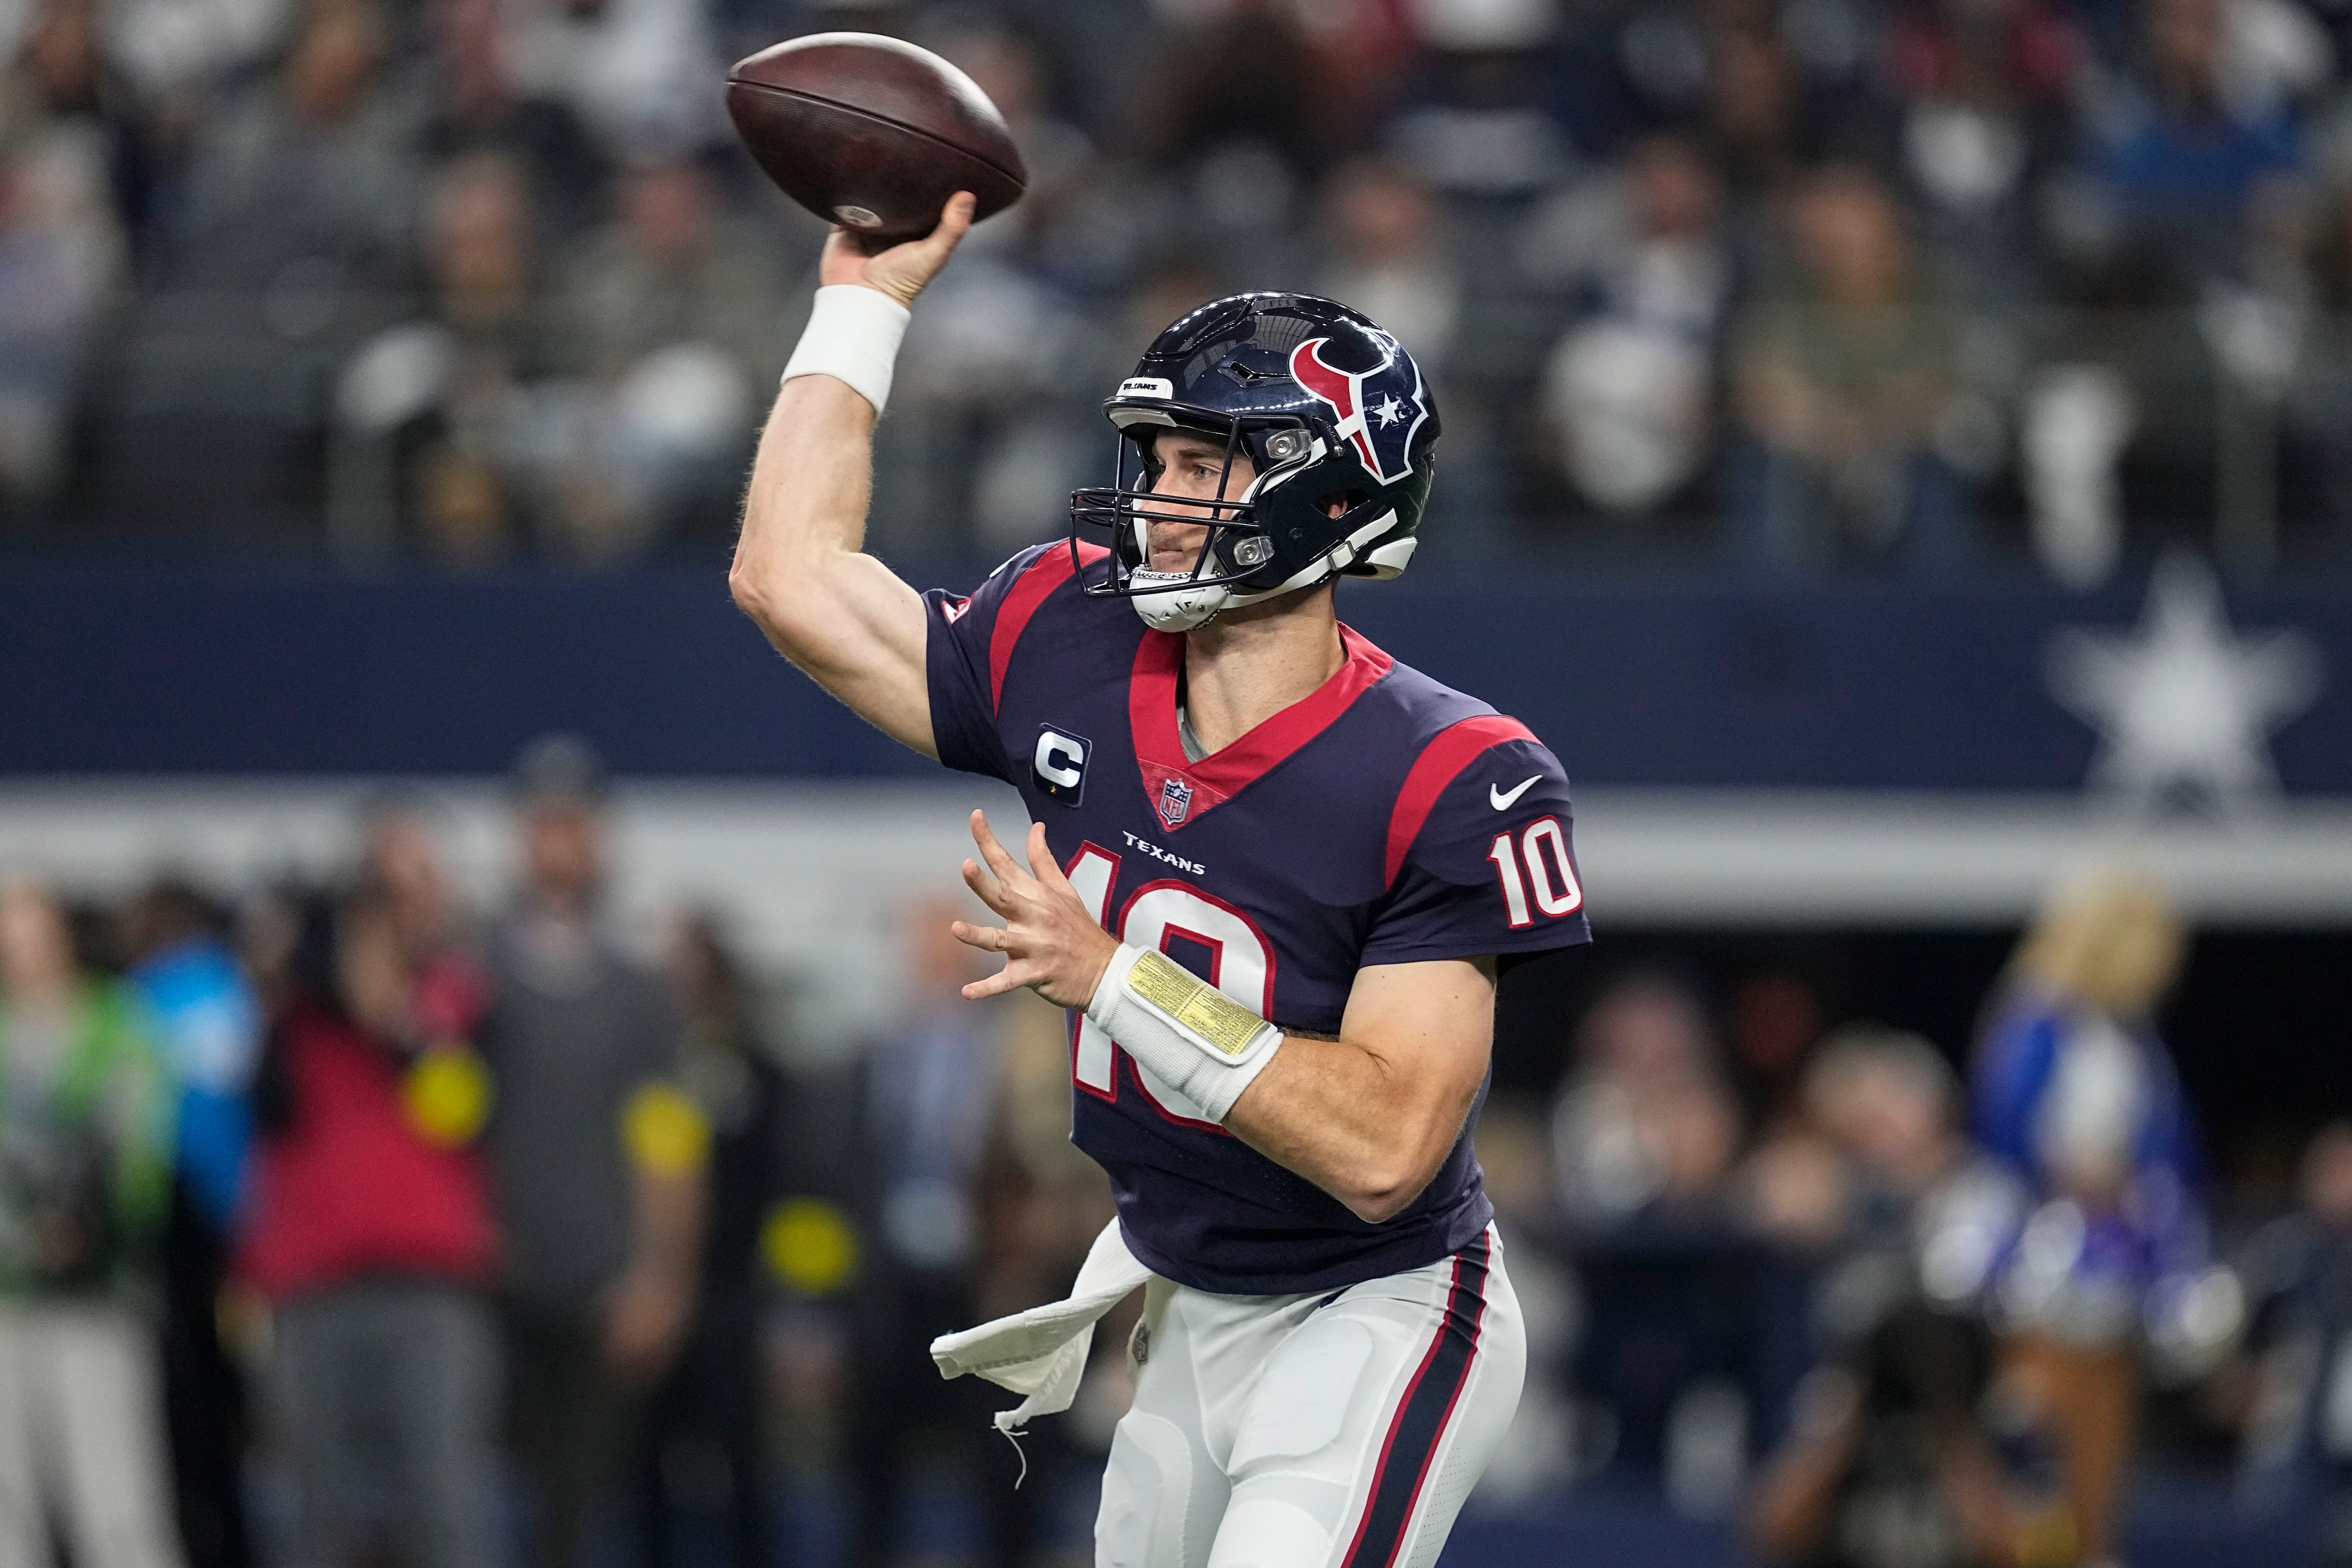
[1225,958,1497,1225]
[737,370,874,568]
[727,196,976,758]
[730,373,938,753]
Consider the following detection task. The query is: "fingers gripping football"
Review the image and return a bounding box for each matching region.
[820,191,975,308]
[951,812,1120,1010]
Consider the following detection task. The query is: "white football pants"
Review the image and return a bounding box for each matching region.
[1096,1225,1524,1568]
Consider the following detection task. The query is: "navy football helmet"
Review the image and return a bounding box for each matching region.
[1068,292,1439,630]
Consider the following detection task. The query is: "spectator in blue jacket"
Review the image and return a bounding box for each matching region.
[122,879,263,1568]
[2074,0,2307,290]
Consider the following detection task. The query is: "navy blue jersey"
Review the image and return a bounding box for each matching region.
[925,543,1591,1295]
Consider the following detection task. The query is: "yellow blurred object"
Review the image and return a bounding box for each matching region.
[404,1046,494,1147]
[761,1197,858,1295]
[622,1082,711,1176]
[2014,1505,2077,1568]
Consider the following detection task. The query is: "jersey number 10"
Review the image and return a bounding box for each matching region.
[1063,844,1269,1129]
[1486,818,1583,930]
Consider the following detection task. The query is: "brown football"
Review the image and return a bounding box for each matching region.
[726,32,1027,245]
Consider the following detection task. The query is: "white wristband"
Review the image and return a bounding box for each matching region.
[780,284,911,415]
[1084,943,1283,1123]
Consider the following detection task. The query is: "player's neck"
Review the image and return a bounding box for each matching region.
[1180,587,1344,755]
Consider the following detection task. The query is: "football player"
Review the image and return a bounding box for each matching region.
[730,193,1592,1568]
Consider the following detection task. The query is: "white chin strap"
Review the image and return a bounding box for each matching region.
[1123,508,1401,631]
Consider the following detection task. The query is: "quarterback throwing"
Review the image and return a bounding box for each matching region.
[730,192,1590,1568]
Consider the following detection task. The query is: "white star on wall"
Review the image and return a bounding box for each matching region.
[2046,554,2324,812]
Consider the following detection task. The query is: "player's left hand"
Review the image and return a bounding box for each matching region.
[952,810,1120,1009]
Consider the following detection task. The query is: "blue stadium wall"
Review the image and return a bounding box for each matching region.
[4,562,2347,791]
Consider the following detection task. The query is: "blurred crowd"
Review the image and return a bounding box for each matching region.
[0,0,2348,575]
[1487,868,2255,1568]
[0,735,1119,1568]
[6,747,2352,1568]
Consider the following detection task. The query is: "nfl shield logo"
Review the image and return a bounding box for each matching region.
[1157,776,1194,827]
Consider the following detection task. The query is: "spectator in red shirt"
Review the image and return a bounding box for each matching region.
[239,881,501,1568]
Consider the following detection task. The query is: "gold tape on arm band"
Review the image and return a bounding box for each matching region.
[1084,942,1284,1122]
[1125,950,1270,1059]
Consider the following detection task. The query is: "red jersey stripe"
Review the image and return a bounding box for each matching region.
[1383,715,1539,886]
[989,542,1108,712]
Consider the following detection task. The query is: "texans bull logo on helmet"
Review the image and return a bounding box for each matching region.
[1287,328,1429,486]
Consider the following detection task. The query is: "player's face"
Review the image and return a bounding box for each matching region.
[1138,430,1256,574]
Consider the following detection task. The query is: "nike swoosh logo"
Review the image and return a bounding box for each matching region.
[1490,776,1540,811]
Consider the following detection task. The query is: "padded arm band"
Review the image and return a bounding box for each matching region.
[780,284,911,415]
[1083,944,1283,1123]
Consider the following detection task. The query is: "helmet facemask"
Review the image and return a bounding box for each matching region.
[1072,416,1413,630]
[1071,415,1324,630]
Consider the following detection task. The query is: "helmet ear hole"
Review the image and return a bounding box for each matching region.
[1315,488,1367,519]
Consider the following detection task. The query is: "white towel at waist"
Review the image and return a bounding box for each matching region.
[930,1217,1152,1434]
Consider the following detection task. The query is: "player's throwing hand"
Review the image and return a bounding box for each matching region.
[951,810,1120,1010]
[820,190,975,309]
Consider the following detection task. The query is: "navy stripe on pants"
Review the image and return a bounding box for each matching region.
[1340,1230,1491,1568]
